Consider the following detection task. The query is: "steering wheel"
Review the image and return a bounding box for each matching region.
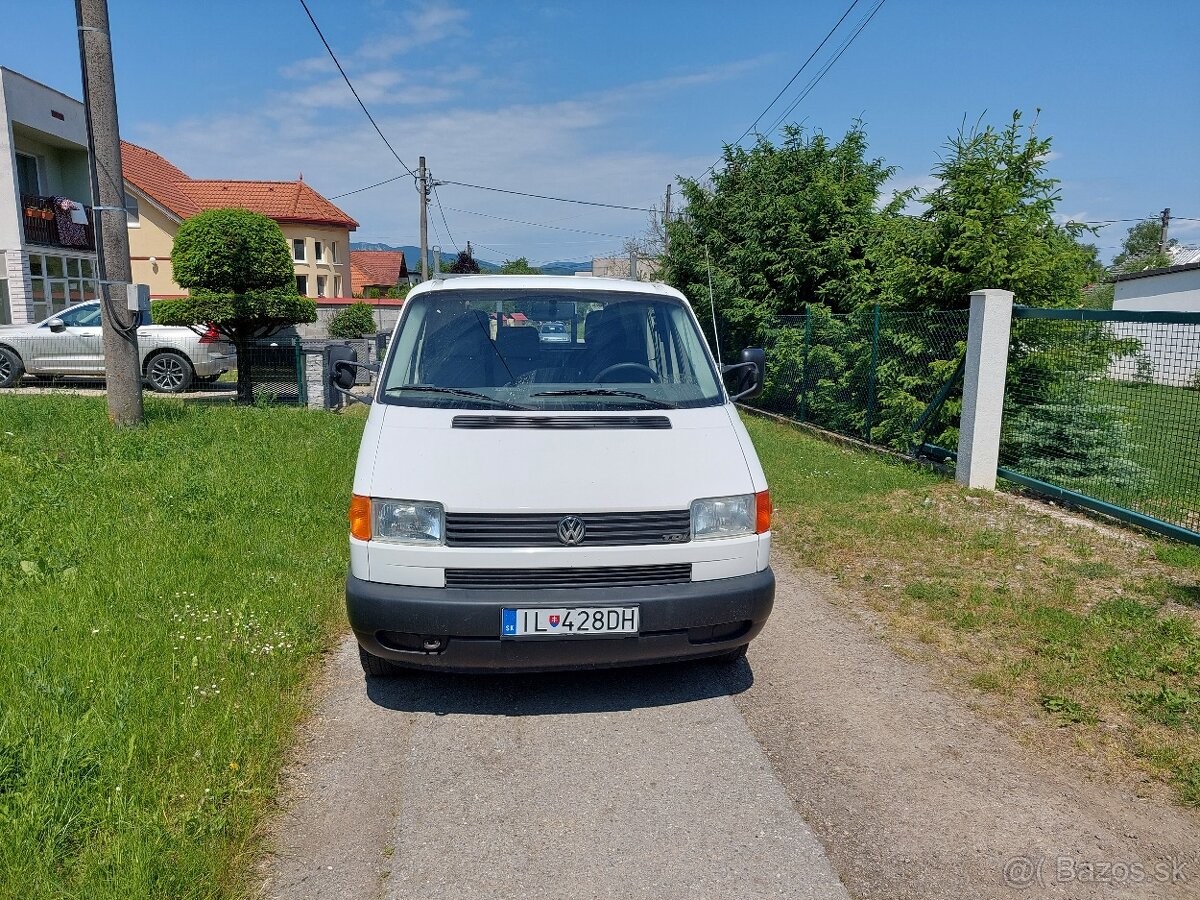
[592,362,660,383]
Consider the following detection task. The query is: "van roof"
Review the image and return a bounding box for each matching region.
[407,274,688,303]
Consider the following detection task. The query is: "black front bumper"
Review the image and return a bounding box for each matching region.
[346,567,775,673]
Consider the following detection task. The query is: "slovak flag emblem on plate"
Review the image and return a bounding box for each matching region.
[548,615,561,627]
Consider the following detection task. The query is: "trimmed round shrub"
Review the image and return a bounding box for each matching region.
[171,208,295,293]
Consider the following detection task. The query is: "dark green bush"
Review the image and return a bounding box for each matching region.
[327,302,377,338]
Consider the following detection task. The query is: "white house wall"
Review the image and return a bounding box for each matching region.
[1113,267,1200,312]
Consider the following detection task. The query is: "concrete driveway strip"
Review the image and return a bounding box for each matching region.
[263,635,850,900]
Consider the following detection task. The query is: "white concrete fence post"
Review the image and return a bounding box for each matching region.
[955,288,1014,490]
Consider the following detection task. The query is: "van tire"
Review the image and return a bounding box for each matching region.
[0,347,24,388]
[359,645,403,677]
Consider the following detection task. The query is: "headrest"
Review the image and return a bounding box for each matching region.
[584,309,607,339]
[497,325,540,355]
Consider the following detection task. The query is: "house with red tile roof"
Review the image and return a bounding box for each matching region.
[120,141,358,303]
[349,249,410,296]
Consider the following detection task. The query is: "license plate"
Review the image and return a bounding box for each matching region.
[501,607,639,638]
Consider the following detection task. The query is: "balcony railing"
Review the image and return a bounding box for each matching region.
[21,194,96,251]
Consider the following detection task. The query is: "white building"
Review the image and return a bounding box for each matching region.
[0,67,99,325]
[1110,261,1200,387]
[1113,261,1200,313]
[589,254,662,281]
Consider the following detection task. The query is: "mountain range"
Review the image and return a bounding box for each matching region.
[349,243,592,276]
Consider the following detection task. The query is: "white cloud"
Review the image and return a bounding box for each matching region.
[280,55,336,79]
[127,10,762,264]
[878,174,938,212]
[132,87,708,263]
[1054,210,1092,227]
[358,1,469,61]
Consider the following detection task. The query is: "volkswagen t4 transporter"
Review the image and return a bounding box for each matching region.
[337,275,775,674]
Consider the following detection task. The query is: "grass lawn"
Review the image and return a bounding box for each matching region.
[746,411,1200,806]
[1101,380,1200,531]
[0,396,364,898]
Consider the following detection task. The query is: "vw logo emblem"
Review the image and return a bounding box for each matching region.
[557,515,587,546]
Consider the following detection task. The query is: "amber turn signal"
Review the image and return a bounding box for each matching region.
[349,494,372,541]
[755,490,772,534]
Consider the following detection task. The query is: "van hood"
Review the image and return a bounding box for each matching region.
[362,404,754,512]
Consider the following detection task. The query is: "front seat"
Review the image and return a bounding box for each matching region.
[583,305,649,381]
[495,325,541,380]
[422,309,502,387]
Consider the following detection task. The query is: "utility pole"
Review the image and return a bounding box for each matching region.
[418,156,429,280]
[1159,207,1171,255]
[76,0,142,426]
[662,183,672,255]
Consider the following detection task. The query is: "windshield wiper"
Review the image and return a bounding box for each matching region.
[386,385,532,410]
[530,389,676,409]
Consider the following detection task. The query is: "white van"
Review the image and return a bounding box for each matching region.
[333,275,774,674]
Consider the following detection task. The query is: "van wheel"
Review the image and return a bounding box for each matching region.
[359,645,403,677]
[709,644,748,664]
[0,347,24,388]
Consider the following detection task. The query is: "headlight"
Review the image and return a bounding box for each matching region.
[371,499,444,544]
[691,494,755,540]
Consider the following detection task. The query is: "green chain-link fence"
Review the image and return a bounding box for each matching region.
[999,307,1200,541]
[742,305,970,452]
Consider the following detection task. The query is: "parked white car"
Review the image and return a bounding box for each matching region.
[0,300,235,392]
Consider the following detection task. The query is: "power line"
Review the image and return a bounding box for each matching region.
[431,182,460,253]
[325,173,656,212]
[295,0,655,219]
[329,174,410,201]
[437,179,653,212]
[469,241,506,258]
[1067,216,1199,226]
[726,0,863,151]
[1071,217,1156,225]
[761,0,889,137]
[699,0,887,182]
[441,206,626,238]
[297,0,417,182]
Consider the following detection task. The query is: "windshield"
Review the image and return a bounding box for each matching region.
[379,289,724,411]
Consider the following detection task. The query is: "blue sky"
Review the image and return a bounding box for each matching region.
[7,1,1199,264]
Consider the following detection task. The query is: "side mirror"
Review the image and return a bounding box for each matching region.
[329,345,359,391]
[724,348,766,401]
[47,318,66,333]
[327,344,380,405]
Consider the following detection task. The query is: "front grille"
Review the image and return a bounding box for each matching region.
[444,564,692,590]
[445,510,692,547]
[453,415,671,430]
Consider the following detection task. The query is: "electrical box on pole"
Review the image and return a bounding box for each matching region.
[126,283,150,314]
